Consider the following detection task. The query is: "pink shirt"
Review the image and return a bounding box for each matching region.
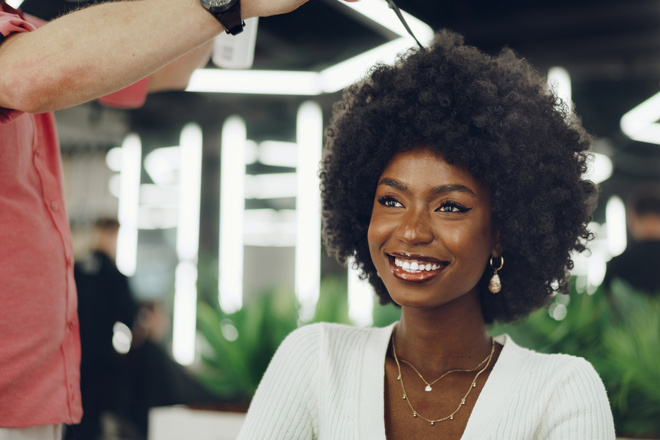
[0,4,148,426]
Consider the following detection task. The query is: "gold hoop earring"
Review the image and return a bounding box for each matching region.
[488,256,504,294]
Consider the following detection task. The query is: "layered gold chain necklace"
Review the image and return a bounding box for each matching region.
[391,335,495,426]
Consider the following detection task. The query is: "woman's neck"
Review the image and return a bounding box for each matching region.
[393,292,492,375]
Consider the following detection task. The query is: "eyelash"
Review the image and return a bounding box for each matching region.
[377,195,403,208]
[437,201,471,213]
[377,196,471,213]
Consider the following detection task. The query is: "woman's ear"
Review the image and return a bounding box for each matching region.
[491,231,503,258]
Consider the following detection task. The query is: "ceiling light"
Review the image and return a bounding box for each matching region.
[547,66,571,113]
[337,0,434,43]
[186,0,433,95]
[187,69,321,95]
[584,152,613,184]
[606,195,627,257]
[620,90,660,144]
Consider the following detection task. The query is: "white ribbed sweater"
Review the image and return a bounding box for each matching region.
[237,322,615,440]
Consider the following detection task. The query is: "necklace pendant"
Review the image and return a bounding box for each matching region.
[424,385,432,392]
[430,421,435,426]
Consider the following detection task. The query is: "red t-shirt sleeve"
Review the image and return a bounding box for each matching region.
[97,76,150,109]
[0,8,37,122]
[0,8,37,37]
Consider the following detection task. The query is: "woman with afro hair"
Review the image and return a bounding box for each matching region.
[237,30,615,440]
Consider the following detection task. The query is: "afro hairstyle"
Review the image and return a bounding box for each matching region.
[320,30,596,324]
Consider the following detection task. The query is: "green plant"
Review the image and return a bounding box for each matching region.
[196,285,299,403]
[491,280,660,438]
[598,285,660,438]
[195,276,351,402]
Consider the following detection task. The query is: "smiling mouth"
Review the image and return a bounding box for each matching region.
[388,255,447,281]
[393,257,442,273]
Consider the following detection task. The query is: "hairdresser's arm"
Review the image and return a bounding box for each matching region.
[147,39,214,93]
[0,0,313,113]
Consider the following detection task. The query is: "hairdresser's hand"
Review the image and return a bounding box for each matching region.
[243,0,359,20]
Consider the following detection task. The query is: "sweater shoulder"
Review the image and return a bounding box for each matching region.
[501,335,606,394]
[282,322,391,360]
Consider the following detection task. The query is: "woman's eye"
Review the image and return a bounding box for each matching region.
[377,196,403,208]
[436,201,471,213]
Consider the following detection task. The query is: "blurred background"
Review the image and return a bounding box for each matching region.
[10,0,660,438]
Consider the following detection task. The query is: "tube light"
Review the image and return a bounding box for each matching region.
[606,195,627,257]
[187,70,321,95]
[295,101,323,322]
[219,116,247,313]
[172,123,203,366]
[547,66,571,113]
[584,152,613,184]
[172,261,198,365]
[176,124,203,261]
[620,91,660,145]
[348,264,374,327]
[336,0,434,43]
[116,133,141,276]
[185,1,432,95]
[244,173,297,199]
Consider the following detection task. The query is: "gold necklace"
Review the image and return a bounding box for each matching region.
[399,352,490,392]
[391,335,495,426]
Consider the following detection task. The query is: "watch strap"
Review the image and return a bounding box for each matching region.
[213,6,244,36]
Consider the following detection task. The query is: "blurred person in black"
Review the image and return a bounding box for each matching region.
[604,184,660,296]
[69,218,139,440]
[70,219,219,440]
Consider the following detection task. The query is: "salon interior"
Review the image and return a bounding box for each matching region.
[9,0,660,438]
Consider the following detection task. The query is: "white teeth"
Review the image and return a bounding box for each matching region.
[394,258,441,273]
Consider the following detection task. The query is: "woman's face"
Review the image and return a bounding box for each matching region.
[368,146,499,310]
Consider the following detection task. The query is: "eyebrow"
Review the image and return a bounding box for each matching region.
[378,177,477,197]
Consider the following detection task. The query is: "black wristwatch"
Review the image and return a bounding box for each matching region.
[200,0,245,36]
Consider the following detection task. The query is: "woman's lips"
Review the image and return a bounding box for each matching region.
[388,255,447,282]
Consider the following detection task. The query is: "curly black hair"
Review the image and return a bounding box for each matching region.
[320,30,596,324]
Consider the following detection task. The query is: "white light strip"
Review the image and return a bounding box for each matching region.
[219,116,246,313]
[295,101,323,322]
[176,124,203,261]
[547,66,571,112]
[245,173,297,199]
[320,39,416,93]
[187,70,321,95]
[116,134,141,276]
[606,195,627,257]
[620,91,660,145]
[187,36,417,96]
[172,261,198,365]
[257,141,298,167]
[348,264,374,327]
[185,1,432,95]
[172,124,203,366]
[336,0,434,43]
[584,152,613,184]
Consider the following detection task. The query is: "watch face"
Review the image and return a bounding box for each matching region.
[201,0,233,8]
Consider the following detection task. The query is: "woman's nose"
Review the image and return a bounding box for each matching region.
[396,209,434,245]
